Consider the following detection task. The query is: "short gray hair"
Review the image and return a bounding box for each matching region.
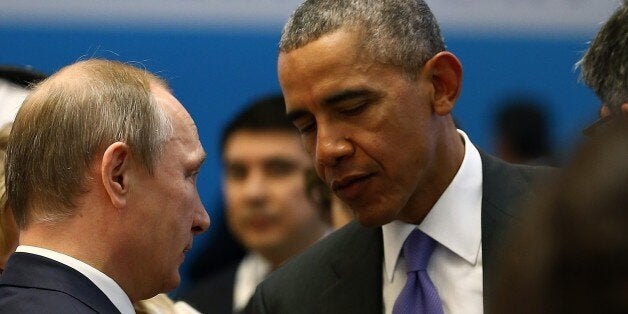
[6,59,173,228]
[579,1,628,114]
[280,0,445,79]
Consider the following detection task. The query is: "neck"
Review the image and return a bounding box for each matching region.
[20,214,108,270]
[20,213,145,301]
[401,126,465,224]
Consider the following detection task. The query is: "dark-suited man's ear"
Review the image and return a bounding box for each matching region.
[424,51,463,116]
[101,142,131,209]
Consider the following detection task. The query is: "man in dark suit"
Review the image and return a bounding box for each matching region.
[182,95,329,313]
[0,59,210,313]
[250,1,550,313]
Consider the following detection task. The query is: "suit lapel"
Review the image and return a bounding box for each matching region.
[481,152,518,308]
[479,152,548,311]
[314,153,515,314]
[1,252,121,313]
[318,222,383,314]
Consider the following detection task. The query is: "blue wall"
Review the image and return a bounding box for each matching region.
[447,35,599,152]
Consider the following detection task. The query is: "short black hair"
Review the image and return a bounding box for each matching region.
[0,65,47,88]
[495,97,551,160]
[220,93,296,154]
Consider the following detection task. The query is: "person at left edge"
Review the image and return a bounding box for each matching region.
[0,59,210,313]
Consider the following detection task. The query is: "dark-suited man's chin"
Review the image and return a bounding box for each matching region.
[354,210,396,228]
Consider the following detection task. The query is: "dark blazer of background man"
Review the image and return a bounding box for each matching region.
[0,59,210,313]
[250,1,550,313]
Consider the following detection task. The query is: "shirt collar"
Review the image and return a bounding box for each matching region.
[233,252,272,311]
[16,245,135,314]
[382,129,483,282]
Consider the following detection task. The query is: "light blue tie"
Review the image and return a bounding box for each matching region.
[392,229,444,314]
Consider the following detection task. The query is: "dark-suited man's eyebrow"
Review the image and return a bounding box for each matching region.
[286,89,377,123]
[322,89,373,106]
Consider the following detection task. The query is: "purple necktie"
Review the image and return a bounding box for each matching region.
[392,229,444,314]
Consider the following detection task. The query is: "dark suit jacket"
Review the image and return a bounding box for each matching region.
[0,252,121,313]
[181,261,240,314]
[250,153,550,314]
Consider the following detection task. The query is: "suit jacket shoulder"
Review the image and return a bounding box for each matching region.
[480,151,553,256]
[0,252,120,314]
[480,151,553,220]
[180,261,239,314]
[251,221,383,314]
[479,152,554,307]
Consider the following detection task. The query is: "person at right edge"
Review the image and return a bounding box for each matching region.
[579,0,628,137]
[249,1,551,313]
[490,2,628,313]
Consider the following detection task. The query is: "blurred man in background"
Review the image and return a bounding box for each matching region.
[492,96,556,166]
[182,95,329,314]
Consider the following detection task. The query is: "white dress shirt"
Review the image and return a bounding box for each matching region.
[233,228,333,312]
[138,293,201,314]
[0,78,29,127]
[16,245,135,314]
[382,130,484,314]
[232,252,272,312]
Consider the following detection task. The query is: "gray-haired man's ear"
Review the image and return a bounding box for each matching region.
[600,103,628,118]
[600,105,612,118]
[101,142,131,209]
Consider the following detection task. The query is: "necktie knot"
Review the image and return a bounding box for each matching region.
[403,229,436,272]
[393,229,443,314]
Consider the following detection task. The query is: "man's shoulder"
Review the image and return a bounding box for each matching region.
[481,151,555,181]
[179,260,240,313]
[251,222,383,313]
[188,259,240,291]
[0,252,120,314]
[271,221,378,280]
[479,152,555,266]
[480,152,555,215]
[480,151,554,208]
[0,285,97,313]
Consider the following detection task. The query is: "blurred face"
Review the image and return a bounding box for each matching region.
[278,29,452,227]
[223,130,325,264]
[125,85,210,295]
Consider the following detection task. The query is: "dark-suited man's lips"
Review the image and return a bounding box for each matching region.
[331,173,373,200]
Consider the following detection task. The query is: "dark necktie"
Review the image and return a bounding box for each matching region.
[392,229,444,314]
